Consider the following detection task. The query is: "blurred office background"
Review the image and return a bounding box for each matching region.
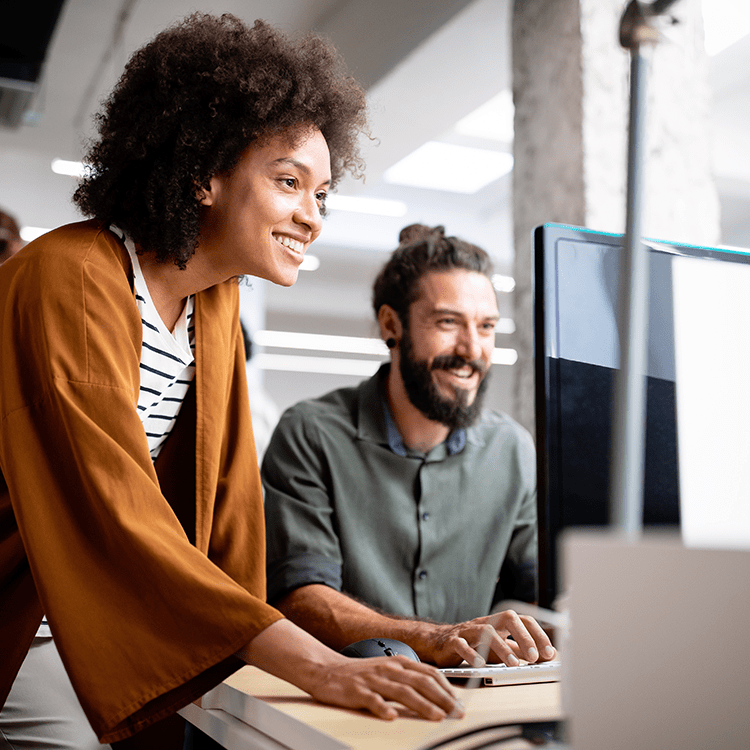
[1,0,748,421]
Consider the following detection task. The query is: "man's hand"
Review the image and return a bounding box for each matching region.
[424,610,557,668]
[276,585,556,670]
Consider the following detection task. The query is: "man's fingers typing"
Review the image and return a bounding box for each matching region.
[447,635,485,667]
[491,610,556,663]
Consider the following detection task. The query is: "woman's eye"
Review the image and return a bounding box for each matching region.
[282,177,296,188]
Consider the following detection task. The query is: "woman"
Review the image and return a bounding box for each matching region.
[0,14,461,749]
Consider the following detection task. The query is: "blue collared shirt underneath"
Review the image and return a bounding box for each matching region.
[381,393,466,458]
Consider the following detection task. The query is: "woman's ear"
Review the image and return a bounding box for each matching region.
[196,176,220,206]
[377,305,403,349]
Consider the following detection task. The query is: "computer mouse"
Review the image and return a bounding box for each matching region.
[341,637,421,662]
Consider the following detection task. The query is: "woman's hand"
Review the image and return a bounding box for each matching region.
[304,652,463,721]
[236,619,464,721]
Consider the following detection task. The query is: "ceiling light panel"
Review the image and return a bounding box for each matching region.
[383,142,514,194]
[299,255,320,271]
[254,330,389,356]
[326,194,408,216]
[492,274,516,293]
[20,226,49,242]
[455,89,515,143]
[491,348,518,366]
[51,159,85,177]
[255,354,382,377]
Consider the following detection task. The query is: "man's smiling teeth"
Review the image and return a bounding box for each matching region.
[450,367,474,379]
[275,234,303,254]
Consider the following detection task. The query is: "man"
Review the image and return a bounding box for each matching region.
[263,224,556,669]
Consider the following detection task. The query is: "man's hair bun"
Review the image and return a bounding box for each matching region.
[397,224,444,247]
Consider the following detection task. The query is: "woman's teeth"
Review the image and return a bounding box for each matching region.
[275,235,303,254]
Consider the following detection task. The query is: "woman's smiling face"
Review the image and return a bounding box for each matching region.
[198,125,332,286]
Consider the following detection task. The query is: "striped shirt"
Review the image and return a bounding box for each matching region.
[112,226,195,460]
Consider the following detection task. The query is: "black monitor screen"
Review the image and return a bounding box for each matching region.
[533,223,750,609]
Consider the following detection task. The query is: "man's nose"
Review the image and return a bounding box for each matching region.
[455,327,483,362]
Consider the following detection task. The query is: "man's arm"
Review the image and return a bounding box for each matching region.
[276,584,556,668]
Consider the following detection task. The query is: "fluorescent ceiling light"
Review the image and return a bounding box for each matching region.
[254,329,515,366]
[255,353,382,376]
[491,348,518,366]
[257,350,516,374]
[326,194,407,217]
[300,254,320,271]
[383,142,514,194]
[455,89,515,143]
[254,330,389,356]
[492,274,516,293]
[20,226,49,241]
[495,318,516,335]
[51,159,85,177]
[702,0,750,55]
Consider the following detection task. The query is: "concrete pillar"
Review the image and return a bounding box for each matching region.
[511,0,720,435]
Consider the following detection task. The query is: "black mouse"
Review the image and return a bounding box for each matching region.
[341,637,421,662]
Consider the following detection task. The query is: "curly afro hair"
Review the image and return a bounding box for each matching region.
[372,224,494,325]
[73,13,368,267]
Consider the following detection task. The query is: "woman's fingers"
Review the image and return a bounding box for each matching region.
[321,656,465,721]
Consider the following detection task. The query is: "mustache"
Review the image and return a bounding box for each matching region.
[430,354,488,377]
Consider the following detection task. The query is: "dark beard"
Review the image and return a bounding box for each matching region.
[398,327,490,431]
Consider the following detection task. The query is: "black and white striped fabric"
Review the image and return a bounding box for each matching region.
[111,226,195,460]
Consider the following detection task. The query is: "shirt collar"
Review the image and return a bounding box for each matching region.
[377,371,466,458]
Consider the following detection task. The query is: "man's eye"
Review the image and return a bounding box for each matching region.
[282,177,296,188]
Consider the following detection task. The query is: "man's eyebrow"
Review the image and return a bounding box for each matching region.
[274,157,331,185]
[430,306,500,321]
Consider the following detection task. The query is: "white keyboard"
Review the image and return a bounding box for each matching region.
[440,660,561,686]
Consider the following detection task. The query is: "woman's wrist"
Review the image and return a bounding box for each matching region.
[236,619,348,694]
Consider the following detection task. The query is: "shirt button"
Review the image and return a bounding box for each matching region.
[418,570,428,580]
[421,512,430,521]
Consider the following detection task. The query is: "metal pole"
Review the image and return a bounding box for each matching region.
[609,0,679,535]
[609,45,650,535]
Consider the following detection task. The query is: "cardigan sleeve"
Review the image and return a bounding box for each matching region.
[0,223,282,742]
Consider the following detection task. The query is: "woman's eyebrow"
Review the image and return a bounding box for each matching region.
[274,157,331,185]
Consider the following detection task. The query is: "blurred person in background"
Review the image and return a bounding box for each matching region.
[240,320,281,464]
[0,208,22,265]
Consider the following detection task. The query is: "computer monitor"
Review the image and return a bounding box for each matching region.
[532,222,750,609]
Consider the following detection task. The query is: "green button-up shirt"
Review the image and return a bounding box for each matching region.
[262,365,537,623]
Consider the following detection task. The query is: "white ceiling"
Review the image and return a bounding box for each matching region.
[1,0,749,331]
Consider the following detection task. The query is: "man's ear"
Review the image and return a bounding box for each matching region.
[377,305,403,348]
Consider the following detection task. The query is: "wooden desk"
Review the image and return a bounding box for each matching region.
[179,666,562,750]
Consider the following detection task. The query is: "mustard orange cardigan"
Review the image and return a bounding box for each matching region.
[0,221,282,742]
